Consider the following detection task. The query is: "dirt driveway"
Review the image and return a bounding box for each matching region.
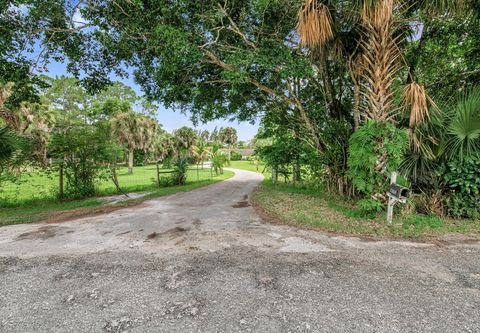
[1,169,479,332]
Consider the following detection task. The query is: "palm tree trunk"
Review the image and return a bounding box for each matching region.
[127,150,134,174]
[353,83,361,130]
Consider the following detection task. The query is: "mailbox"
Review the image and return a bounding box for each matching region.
[388,184,410,200]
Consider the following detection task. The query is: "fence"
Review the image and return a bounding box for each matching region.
[0,162,219,205]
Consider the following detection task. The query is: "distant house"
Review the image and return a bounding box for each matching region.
[236,149,254,158]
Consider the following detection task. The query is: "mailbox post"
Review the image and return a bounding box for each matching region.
[386,172,397,224]
[386,172,411,224]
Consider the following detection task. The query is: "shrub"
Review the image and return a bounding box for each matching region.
[158,175,174,187]
[49,126,116,199]
[442,154,480,219]
[211,149,228,174]
[357,198,384,219]
[347,121,409,212]
[133,149,149,166]
[444,192,480,219]
[230,150,242,161]
[171,156,189,185]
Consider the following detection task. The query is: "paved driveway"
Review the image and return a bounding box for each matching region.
[1,169,479,332]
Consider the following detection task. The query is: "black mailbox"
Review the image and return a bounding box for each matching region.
[388,184,411,199]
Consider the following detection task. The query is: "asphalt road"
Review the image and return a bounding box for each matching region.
[0,169,479,332]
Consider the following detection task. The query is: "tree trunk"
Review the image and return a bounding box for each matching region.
[127,150,134,174]
[353,83,361,130]
[294,159,301,184]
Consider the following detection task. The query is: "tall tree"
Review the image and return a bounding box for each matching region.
[173,126,198,155]
[111,111,158,174]
[219,127,238,160]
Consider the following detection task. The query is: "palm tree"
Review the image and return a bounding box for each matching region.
[1,82,55,164]
[219,127,238,161]
[191,143,210,169]
[111,111,158,174]
[0,126,31,182]
[153,131,176,162]
[173,126,198,156]
[210,149,228,175]
[296,0,465,125]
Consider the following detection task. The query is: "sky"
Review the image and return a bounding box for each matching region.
[44,60,260,142]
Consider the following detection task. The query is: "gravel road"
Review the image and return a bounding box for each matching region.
[1,169,479,332]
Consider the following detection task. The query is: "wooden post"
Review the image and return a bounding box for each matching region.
[387,172,397,224]
[156,162,160,187]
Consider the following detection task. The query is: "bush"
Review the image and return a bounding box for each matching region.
[347,121,409,210]
[49,126,117,199]
[133,149,149,166]
[357,198,384,218]
[211,149,228,175]
[158,175,174,187]
[230,151,242,161]
[443,154,480,219]
[171,156,189,185]
[444,192,480,219]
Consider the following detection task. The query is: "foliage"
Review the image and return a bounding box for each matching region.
[111,110,158,173]
[219,127,238,147]
[211,146,229,175]
[171,156,189,186]
[2,0,480,226]
[442,154,480,219]
[49,126,116,198]
[347,121,409,201]
[444,88,480,160]
[356,199,384,219]
[444,154,480,195]
[230,151,242,161]
[191,143,210,166]
[444,192,480,220]
[173,126,198,154]
[0,126,32,185]
[405,13,480,100]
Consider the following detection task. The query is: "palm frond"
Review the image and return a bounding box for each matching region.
[403,82,439,126]
[445,87,480,160]
[297,0,333,49]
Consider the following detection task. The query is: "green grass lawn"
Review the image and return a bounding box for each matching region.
[252,179,480,239]
[228,160,268,174]
[0,168,234,226]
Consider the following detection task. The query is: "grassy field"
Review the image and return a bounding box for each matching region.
[0,164,217,205]
[228,160,268,174]
[252,180,480,239]
[0,167,234,226]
